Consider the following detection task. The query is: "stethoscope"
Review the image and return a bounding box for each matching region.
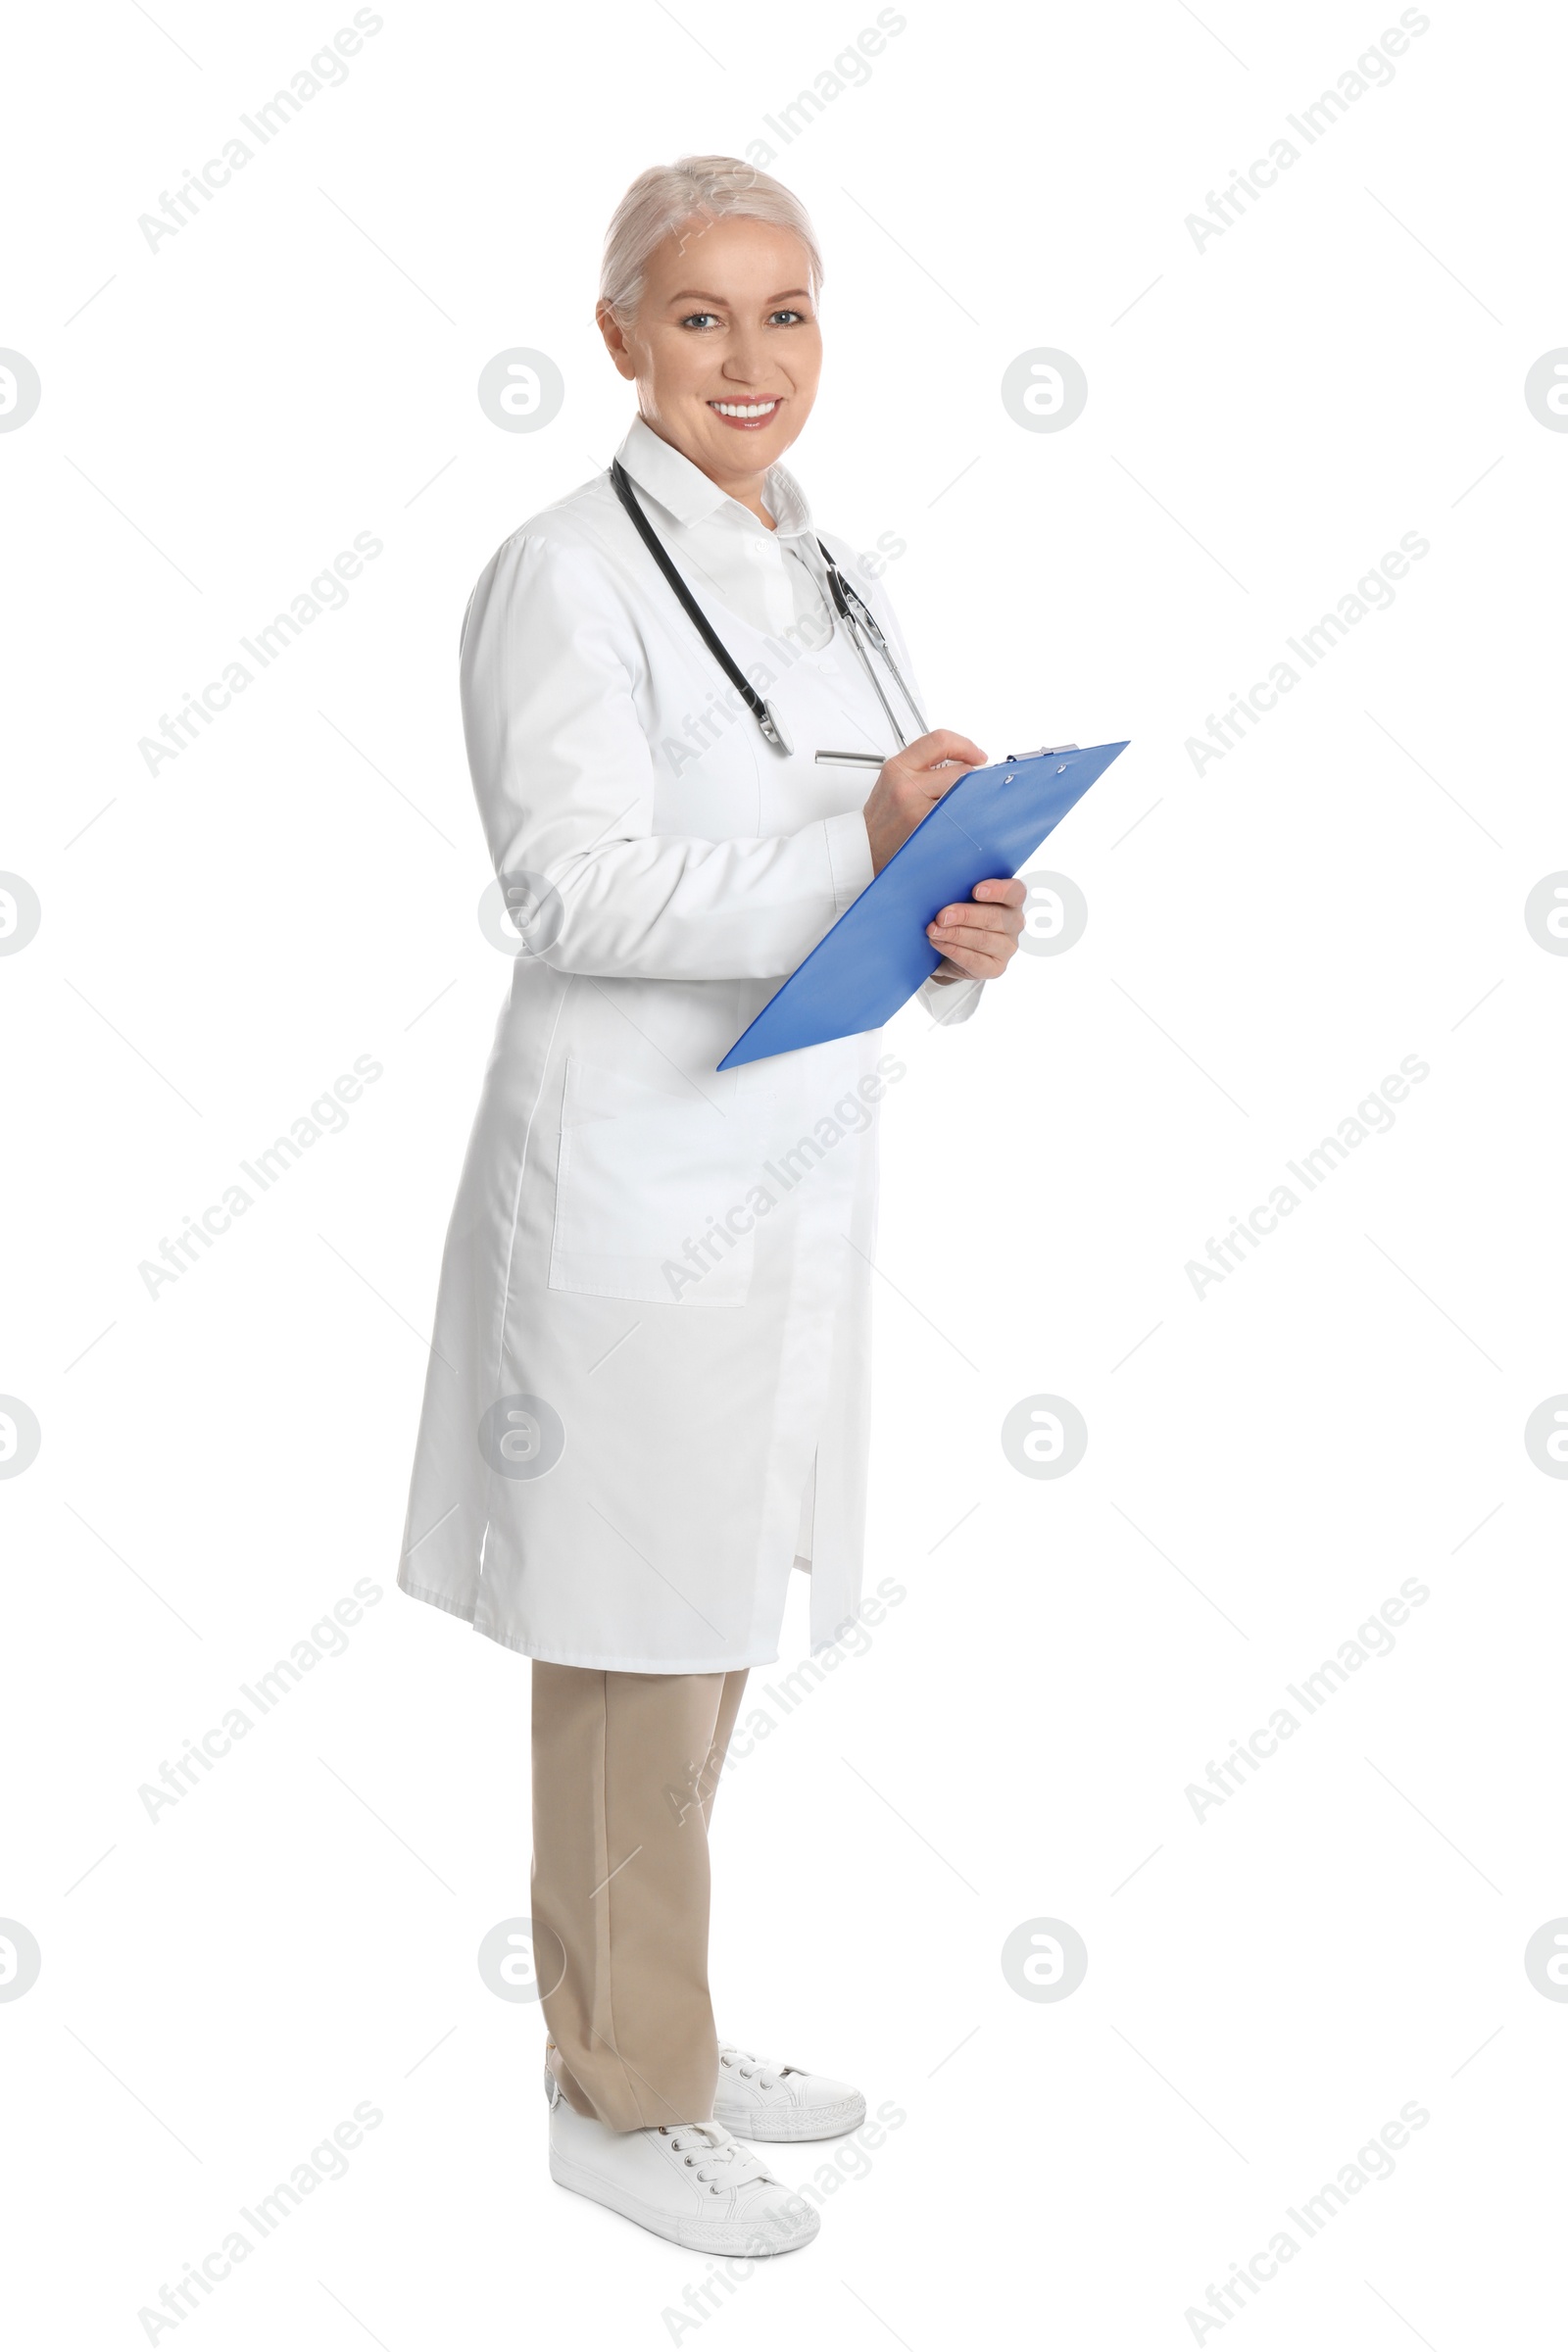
[610,460,927,769]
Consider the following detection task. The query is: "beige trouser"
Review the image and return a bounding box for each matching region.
[530,1662,750,2132]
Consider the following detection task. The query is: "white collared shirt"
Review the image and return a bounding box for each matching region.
[614,412,837,650]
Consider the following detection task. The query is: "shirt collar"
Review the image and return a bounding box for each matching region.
[614,414,814,542]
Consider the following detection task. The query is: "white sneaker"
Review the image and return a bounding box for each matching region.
[712,2041,867,2142]
[545,2068,819,2254]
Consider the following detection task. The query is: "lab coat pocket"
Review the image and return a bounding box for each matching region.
[549,1055,756,1306]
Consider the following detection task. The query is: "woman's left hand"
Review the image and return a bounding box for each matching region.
[926,876,1027,982]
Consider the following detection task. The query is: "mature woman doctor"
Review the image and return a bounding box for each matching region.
[399,156,1025,2255]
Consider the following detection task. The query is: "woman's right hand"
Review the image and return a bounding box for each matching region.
[861,729,988,874]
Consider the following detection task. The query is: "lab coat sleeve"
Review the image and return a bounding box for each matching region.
[460,530,873,980]
[919,971,985,1024]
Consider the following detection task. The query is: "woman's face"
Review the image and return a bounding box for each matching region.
[599,216,822,499]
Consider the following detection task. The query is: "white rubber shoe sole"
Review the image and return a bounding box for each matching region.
[712,2085,866,2141]
[712,2043,868,2142]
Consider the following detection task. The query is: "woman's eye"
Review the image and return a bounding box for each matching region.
[679,312,722,330]
[769,309,808,326]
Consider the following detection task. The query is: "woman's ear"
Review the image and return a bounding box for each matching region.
[596,301,638,383]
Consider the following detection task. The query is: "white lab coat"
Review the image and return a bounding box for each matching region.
[398,416,981,1670]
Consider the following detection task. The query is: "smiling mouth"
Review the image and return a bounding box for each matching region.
[708,397,782,428]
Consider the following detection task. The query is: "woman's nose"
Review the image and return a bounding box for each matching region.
[720,337,773,387]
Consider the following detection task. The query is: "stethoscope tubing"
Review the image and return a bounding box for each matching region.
[610,459,926,760]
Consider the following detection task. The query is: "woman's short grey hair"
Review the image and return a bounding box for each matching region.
[599,155,824,324]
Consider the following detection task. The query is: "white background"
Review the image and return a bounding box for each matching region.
[5,0,1567,2344]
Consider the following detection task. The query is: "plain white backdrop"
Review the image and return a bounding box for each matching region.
[5,0,1567,2343]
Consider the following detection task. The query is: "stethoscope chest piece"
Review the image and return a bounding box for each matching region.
[759,703,794,756]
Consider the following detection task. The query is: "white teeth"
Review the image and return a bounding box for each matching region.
[711,400,778,418]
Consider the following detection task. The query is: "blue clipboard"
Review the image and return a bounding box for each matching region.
[717,739,1129,1069]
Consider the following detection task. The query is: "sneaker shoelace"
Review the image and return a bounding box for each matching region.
[718,2042,796,2092]
[659,2121,774,2194]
